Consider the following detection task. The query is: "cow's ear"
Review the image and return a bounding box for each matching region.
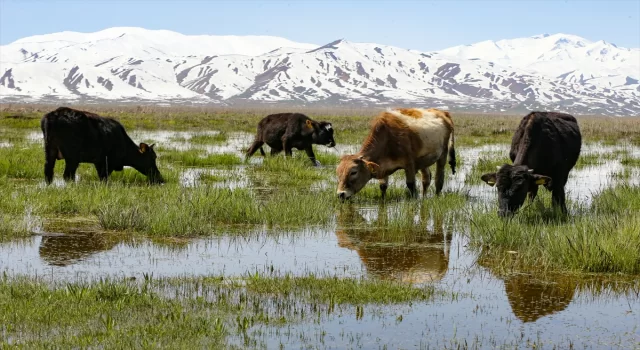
[531,174,552,187]
[306,119,314,129]
[139,143,148,153]
[365,160,380,176]
[150,143,156,149]
[481,172,497,187]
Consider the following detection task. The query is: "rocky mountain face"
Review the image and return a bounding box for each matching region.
[1,27,639,116]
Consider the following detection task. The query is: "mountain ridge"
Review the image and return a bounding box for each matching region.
[1,27,639,116]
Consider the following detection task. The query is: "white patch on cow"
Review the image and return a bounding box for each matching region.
[387,108,448,160]
[325,124,332,131]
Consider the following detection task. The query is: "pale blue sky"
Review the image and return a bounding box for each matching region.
[1,0,638,50]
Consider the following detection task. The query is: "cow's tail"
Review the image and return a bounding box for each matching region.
[41,110,60,159]
[246,140,264,158]
[41,113,50,150]
[445,112,456,175]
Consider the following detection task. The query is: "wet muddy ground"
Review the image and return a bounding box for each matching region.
[2,129,640,348]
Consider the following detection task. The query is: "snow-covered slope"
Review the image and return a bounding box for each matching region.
[439,33,640,98]
[1,27,639,116]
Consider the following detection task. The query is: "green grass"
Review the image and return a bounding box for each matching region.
[0,277,227,348]
[574,152,606,169]
[245,155,331,189]
[4,105,640,145]
[237,273,436,303]
[0,105,639,273]
[161,149,242,167]
[190,131,229,144]
[465,152,512,185]
[1,105,640,348]
[71,185,337,235]
[468,185,640,274]
[621,154,640,167]
[0,274,438,348]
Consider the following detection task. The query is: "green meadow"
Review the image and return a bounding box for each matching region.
[1,104,639,348]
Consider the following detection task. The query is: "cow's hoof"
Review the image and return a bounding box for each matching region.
[314,160,322,167]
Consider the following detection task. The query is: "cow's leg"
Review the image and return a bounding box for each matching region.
[379,177,389,200]
[281,137,294,157]
[434,153,448,196]
[246,140,264,158]
[420,167,432,197]
[259,146,266,156]
[94,158,109,182]
[304,146,320,166]
[551,182,568,214]
[552,188,567,214]
[63,159,79,182]
[404,163,417,198]
[44,145,58,185]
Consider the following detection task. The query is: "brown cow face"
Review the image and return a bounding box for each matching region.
[481,164,551,217]
[336,155,380,200]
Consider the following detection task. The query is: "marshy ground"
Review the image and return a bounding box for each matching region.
[1,105,639,349]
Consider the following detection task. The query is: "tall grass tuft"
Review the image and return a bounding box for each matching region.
[468,185,640,274]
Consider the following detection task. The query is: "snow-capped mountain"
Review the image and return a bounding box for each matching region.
[1,27,639,116]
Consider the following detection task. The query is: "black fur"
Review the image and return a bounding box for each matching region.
[246,112,336,166]
[41,107,164,184]
[481,111,582,217]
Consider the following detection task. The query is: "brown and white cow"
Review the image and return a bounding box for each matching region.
[336,108,456,200]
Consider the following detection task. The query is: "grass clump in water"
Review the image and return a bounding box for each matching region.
[161,149,242,167]
[468,185,640,274]
[189,131,228,144]
[240,273,436,304]
[0,277,227,348]
[465,153,512,185]
[93,185,338,235]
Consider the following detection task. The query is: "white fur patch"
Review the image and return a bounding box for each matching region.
[325,124,332,131]
[387,109,448,159]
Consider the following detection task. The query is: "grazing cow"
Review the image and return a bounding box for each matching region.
[41,107,164,184]
[245,112,336,166]
[336,108,456,200]
[480,111,582,217]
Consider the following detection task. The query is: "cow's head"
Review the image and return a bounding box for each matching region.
[336,155,380,200]
[481,164,551,217]
[308,120,336,147]
[137,143,164,184]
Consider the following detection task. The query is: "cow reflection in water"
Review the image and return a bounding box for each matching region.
[39,233,121,266]
[335,205,451,283]
[495,273,577,323]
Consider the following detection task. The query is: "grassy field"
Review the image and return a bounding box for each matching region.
[1,104,639,347]
[0,274,438,348]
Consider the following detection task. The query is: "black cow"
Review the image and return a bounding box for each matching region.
[41,107,164,184]
[245,112,336,166]
[480,111,582,217]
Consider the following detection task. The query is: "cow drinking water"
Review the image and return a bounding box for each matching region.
[245,112,336,166]
[41,107,164,184]
[480,111,582,217]
[336,108,456,200]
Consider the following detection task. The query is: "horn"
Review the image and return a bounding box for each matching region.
[527,169,534,173]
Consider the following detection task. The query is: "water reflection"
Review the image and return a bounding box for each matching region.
[39,233,122,267]
[502,274,576,323]
[335,204,451,283]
